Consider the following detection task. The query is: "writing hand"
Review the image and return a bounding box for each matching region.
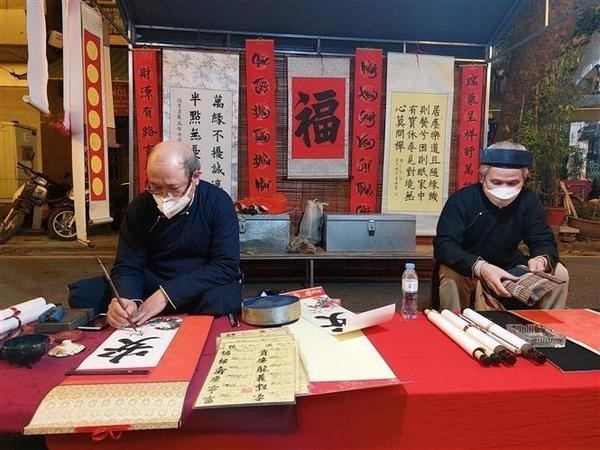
[107,298,138,329]
[480,263,519,298]
[132,290,168,326]
[527,256,547,273]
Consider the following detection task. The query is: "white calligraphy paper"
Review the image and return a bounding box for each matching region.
[76,318,182,371]
[301,298,395,335]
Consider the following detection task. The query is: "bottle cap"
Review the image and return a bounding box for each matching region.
[405,263,415,269]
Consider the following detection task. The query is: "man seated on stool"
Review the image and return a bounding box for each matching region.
[433,141,568,311]
[107,141,241,328]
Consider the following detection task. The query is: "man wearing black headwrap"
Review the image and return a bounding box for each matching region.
[434,141,568,310]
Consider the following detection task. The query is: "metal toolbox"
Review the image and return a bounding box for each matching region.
[323,214,416,252]
[238,214,290,254]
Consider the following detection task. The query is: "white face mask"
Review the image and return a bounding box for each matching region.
[483,184,521,208]
[152,182,194,219]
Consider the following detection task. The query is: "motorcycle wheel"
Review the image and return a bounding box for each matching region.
[47,206,77,241]
[0,208,26,244]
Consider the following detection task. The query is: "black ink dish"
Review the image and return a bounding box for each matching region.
[0,334,50,368]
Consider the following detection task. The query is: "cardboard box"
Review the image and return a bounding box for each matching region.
[323,214,416,252]
[238,214,290,254]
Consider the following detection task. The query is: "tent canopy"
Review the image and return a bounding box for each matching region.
[117,0,522,60]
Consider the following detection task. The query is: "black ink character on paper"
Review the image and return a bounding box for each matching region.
[253,77,270,95]
[190,92,201,107]
[253,152,272,168]
[314,312,347,333]
[294,90,340,148]
[356,181,374,197]
[358,85,377,102]
[97,336,159,364]
[356,134,375,150]
[140,85,153,100]
[251,52,270,68]
[213,95,224,108]
[253,127,271,144]
[252,103,271,120]
[358,110,376,128]
[355,204,372,214]
[138,66,151,80]
[360,60,378,79]
[466,74,479,86]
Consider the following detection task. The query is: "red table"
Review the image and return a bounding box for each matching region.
[3,311,600,449]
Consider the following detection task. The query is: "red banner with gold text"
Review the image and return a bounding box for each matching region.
[457,65,484,187]
[350,49,383,213]
[245,40,277,196]
[133,49,161,192]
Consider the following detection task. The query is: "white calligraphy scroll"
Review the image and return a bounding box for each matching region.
[382,54,454,235]
[169,87,233,193]
[62,0,87,241]
[163,50,239,199]
[287,57,350,179]
[76,318,182,371]
[24,0,49,114]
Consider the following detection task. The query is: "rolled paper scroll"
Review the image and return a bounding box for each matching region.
[0,298,47,322]
[462,308,546,364]
[424,309,491,366]
[0,299,55,334]
[441,310,516,365]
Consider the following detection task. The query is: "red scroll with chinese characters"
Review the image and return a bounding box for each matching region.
[457,65,485,187]
[245,40,277,197]
[350,49,383,213]
[133,49,161,192]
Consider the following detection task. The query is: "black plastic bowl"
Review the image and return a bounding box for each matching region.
[0,334,50,367]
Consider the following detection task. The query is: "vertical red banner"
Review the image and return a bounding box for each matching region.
[350,49,383,213]
[245,40,277,197]
[133,49,161,192]
[82,31,107,201]
[457,65,485,187]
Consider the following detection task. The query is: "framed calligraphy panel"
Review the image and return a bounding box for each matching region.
[287,57,350,179]
[163,50,239,198]
[382,53,454,235]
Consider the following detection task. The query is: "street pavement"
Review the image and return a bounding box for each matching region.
[1,231,598,311]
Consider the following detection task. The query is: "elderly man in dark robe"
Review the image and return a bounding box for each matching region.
[433,141,568,311]
[107,141,241,328]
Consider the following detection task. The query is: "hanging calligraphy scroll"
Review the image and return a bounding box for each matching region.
[169,88,233,192]
[133,49,161,192]
[81,3,111,224]
[382,54,454,235]
[350,49,383,214]
[245,40,277,196]
[287,57,350,179]
[457,65,485,187]
[163,50,239,198]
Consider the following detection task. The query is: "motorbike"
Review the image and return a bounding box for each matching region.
[0,163,129,244]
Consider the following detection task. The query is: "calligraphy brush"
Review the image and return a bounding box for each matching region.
[96,256,138,332]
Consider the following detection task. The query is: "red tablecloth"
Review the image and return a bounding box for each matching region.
[41,311,599,450]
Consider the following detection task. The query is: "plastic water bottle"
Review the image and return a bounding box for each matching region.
[401,262,418,319]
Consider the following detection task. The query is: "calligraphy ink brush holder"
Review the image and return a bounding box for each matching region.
[0,334,50,367]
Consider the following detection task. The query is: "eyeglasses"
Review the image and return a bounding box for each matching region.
[145,178,192,198]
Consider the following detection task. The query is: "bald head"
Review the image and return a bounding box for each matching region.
[146,141,201,197]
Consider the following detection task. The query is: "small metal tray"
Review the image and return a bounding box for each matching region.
[506,324,566,348]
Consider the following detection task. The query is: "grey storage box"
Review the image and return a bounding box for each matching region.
[323,214,416,252]
[33,308,94,333]
[238,214,290,254]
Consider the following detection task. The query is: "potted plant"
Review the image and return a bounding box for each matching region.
[568,179,600,239]
[517,43,583,227]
